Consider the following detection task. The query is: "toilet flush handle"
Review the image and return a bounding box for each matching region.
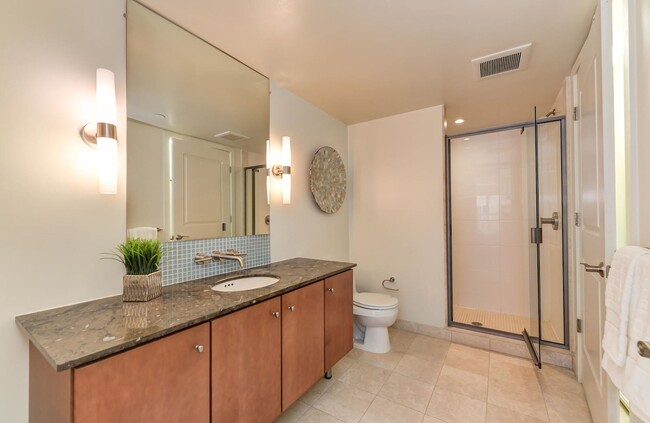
[382,277,399,292]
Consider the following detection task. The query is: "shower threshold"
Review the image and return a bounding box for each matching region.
[453,306,562,344]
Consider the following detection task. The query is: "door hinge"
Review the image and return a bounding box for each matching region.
[573,106,579,121]
[530,227,543,244]
[574,212,580,227]
[577,318,583,334]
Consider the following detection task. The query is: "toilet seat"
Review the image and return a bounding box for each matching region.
[353,292,398,310]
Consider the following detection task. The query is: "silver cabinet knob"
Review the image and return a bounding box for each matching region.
[272,311,280,318]
[327,287,335,293]
[195,344,204,353]
[288,306,296,311]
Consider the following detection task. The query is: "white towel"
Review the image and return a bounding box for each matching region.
[601,246,650,388]
[621,254,650,422]
[126,227,158,240]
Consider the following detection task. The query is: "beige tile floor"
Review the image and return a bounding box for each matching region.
[275,328,593,423]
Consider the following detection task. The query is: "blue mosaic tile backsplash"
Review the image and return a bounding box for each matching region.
[160,234,270,286]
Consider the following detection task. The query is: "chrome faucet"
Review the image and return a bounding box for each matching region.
[212,249,246,268]
[195,249,246,268]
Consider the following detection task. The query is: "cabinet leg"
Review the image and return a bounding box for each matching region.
[324,369,332,379]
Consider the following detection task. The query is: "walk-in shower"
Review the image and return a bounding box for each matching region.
[446,115,568,366]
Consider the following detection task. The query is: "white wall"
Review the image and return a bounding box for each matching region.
[0,2,126,421]
[348,106,446,327]
[269,82,350,262]
[630,0,650,246]
[127,119,166,238]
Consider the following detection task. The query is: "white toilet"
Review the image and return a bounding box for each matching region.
[353,290,399,354]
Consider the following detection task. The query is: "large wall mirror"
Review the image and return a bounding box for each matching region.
[126,0,270,242]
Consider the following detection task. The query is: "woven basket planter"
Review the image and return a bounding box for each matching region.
[122,270,162,302]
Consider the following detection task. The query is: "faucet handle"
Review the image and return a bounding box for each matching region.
[226,249,247,256]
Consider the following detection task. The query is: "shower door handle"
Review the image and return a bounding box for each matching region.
[540,212,559,230]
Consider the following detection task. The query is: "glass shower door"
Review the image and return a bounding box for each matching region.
[523,109,542,368]
[446,112,567,357]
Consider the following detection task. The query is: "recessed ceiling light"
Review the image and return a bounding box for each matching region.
[455,118,465,124]
[463,137,470,141]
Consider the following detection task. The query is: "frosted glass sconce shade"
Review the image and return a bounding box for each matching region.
[267,136,292,204]
[81,69,118,194]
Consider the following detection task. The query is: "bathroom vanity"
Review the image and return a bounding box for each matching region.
[16,258,355,423]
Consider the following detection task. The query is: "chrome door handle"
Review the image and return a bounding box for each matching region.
[540,212,559,230]
[195,344,204,353]
[580,262,607,277]
[327,288,335,293]
[272,311,280,318]
[287,306,296,311]
[638,341,650,358]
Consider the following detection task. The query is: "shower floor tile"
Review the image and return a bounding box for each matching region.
[453,306,562,344]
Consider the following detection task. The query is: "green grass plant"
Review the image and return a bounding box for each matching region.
[104,238,165,275]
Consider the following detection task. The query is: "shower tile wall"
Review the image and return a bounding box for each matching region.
[451,130,530,318]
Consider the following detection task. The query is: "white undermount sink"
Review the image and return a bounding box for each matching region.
[211,276,280,292]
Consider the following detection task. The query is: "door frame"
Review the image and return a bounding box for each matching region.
[445,116,570,349]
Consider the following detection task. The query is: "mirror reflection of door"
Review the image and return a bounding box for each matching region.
[171,137,232,240]
[244,166,270,236]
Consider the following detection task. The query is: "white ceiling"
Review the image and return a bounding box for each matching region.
[137,0,597,133]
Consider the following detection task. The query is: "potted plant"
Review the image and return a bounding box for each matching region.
[105,238,165,302]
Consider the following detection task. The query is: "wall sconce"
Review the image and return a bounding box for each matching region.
[267,136,292,204]
[80,69,118,194]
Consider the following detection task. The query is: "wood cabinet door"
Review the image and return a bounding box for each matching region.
[212,297,282,423]
[281,281,324,411]
[73,323,210,423]
[325,270,354,370]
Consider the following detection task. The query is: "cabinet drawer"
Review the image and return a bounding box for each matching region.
[212,297,282,423]
[282,281,325,410]
[325,270,354,370]
[74,323,210,423]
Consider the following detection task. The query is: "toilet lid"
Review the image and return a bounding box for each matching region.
[353,292,398,310]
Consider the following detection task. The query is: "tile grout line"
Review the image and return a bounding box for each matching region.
[538,368,553,423]
[486,351,492,423]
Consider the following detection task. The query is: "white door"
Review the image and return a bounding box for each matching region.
[171,137,232,240]
[575,7,618,423]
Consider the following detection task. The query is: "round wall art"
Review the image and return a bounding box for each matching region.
[309,146,347,214]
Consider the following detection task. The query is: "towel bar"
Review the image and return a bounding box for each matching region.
[639,341,650,358]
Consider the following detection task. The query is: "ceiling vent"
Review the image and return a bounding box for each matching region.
[471,43,532,80]
[213,131,249,142]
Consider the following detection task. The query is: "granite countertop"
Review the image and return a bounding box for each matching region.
[16,257,356,371]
